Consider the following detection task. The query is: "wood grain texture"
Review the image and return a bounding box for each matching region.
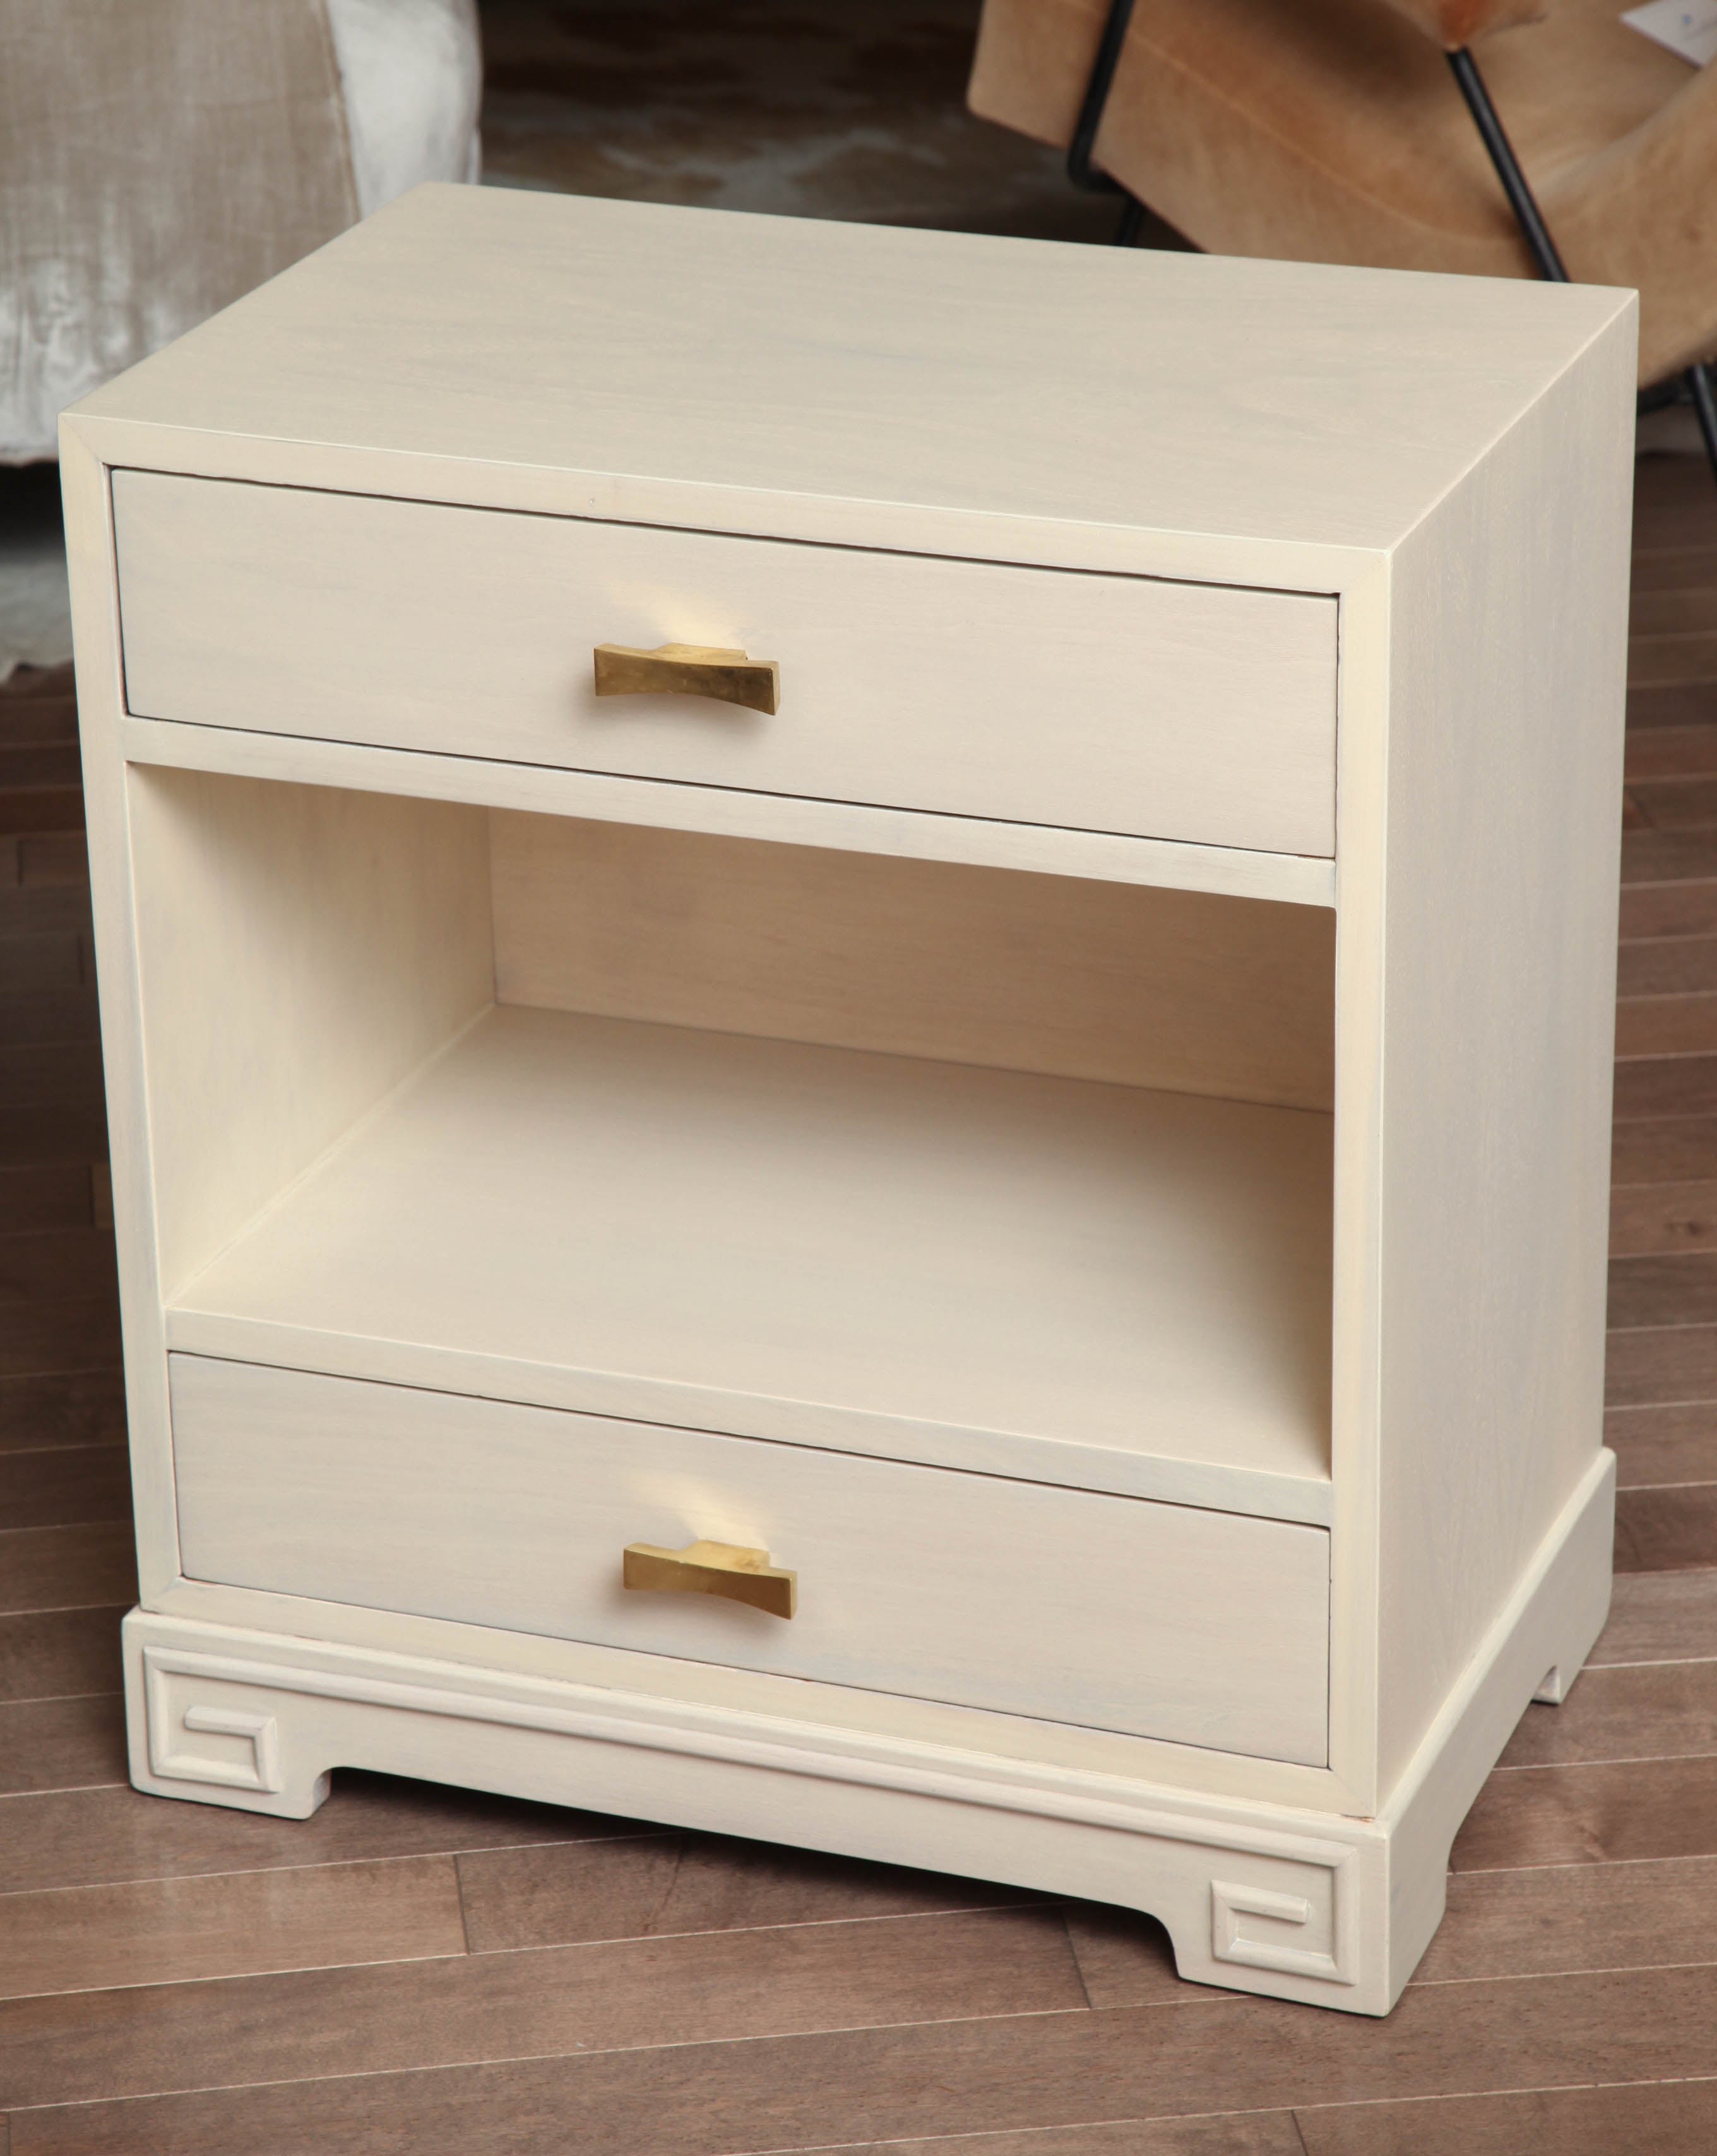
[814,2125,1309,2156]
[1361,291,1632,1798]
[1605,1404,1717,1486]
[1614,1484,1717,1572]
[169,1009,1336,1518]
[1452,1755,1717,1868]
[0,1452,129,1533]
[1297,2081,1717,2152]
[0,1529,134,1618]
[1609,1178,1717,1253]
[454,1832,1040,1953]
[1589,1566,1717,1664]
[0,1610,122,1705]
[0,1905,1086,2111]
[0,1774,635,1898]
[168,1356,1333,1763]
[490,810,1337,1109]
[0,1696,126,1797]
[115,470,1341,860]
[70,182,1631,559]
[126,767,494,1300]
[14,1967,1717,2156]
[1495,1662,1717,1767]
[0,1377,123,1455]
[0,1856,468,2003]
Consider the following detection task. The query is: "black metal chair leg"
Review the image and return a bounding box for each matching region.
[1066,0,1148,245]
[1446,48,1567,282]
[1687,364,1717,483]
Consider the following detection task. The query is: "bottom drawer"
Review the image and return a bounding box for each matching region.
[168,1354,1331,1766]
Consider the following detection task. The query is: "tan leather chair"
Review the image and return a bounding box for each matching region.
[969,0,1717,462]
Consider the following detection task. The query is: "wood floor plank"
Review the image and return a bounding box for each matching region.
[1631,779,1717,833]
[0,1905,1088,2111]
[1610,1179,1717,1255]
[1615,1483,1717,1571]
[1620,880,1717,940]
[0,1773,662,1897]
[1413,1851,1717,1984]
[1061,1905,1192,2009]
[15,1968,1717,2156]
[0,1170,96,1240]
[1616,993,1717,1059]
[0,1111,105,1175]
[0,1045,102,1118]
[1609,1249,1717,1327]
[1452,1756,1717,1868]
[1496,1661,1717,1768]
[0,1302,119,1383]
[1605,1403,1717,1485]
[0,1527,135,1619]
[0,995,100,1052]
[1589,1566,1717,1664]
[799,2121,1308,2156]
[1636,544,1717,593]
[1613,1114,1717,1185]
[1622,828,1717,886]
[1632,588,1717,637]
[0,1237,112,1310]
[0,1853,468,2003]
[1629,632,1717,689]
[0,887,88,938]
[13,836,86,889]
[1613,1052,1717,1119]
[1619,937,1717,997]
[0,1610,122,1706]
[0,1376,124,1455]
[1295,2078,1717,2155]
[456,1829,1042,1953]
[0,932,81,998]
[1605,1322,1717,1407]
[0,1697,126,1798]
[0,1450,128,1532]
[1626,721,1717,780]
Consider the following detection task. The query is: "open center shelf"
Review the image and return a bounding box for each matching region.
[169,1001,1334,1522]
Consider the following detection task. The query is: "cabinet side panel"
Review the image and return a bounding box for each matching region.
[1371,311,1634,1796]
[129,770,494,1298]
[490,812,1336,1110]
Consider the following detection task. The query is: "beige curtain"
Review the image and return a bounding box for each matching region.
[0,0,359,461]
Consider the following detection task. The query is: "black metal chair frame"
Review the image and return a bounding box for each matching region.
[1064,0,1717,478]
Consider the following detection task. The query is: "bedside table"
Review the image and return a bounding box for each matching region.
[62,185,1635,2015]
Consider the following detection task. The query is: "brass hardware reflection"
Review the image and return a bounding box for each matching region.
[593,641,780,716]
[622,1537,797,1618]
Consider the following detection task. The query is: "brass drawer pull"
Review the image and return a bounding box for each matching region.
[593,641,780,716]
[622,1537,797,1618]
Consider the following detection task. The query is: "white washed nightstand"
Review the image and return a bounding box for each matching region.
[62,185,1634,2015]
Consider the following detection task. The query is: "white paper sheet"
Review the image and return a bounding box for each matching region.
[1622,0,1717,66]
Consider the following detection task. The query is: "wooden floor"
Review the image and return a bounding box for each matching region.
[1,452,1715,2150]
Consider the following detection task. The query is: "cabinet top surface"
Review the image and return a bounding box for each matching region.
[71,183,1634,556]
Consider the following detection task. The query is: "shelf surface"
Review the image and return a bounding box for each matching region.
[171,1005,1335,1522]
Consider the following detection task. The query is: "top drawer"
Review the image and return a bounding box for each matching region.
[112,471,1338,856]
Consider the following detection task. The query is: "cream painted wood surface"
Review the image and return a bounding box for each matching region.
[113,471,1338,858]
[168,1354,1333,1766]
[124,1449,1612,2016]
[61,186,1634,2011]
[1360,303,1636,1796]
[116,711,1339,908]
[169,1003,1336,1519]
[489,813,1336,1110]
[76,184,1630,560]
[126,765,494,1300]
